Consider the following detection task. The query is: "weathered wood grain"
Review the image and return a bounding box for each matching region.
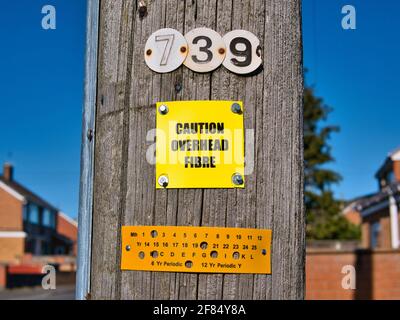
[89,0,304,300]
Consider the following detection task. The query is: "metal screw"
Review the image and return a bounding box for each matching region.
[262,249,267,256]
[158,104,169,115]
[231,103,242,114]
[232,173,244,186]
[158,175,169,188]
[180,46,187,53]
[87,129,93,142]
[218,48,225,55]
[125,245,131,251]
[175,83,182,93]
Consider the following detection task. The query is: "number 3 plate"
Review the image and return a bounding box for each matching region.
[223,30,262,75]
[144,28,188,73]
[184,28,226,73]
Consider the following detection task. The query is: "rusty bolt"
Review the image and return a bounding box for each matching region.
[180,46,187,53]
[146,49,152,56]
[138,1,147,18]
[218,48,225,55]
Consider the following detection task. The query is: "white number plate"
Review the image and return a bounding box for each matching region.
[144,28,262,75]
[144,28,188,73]
[223,30,262,75]
[183,27,226,73]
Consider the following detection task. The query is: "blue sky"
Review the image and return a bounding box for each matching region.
[303,0,400,199]
[0,1,86,218]
[0,1,399,219]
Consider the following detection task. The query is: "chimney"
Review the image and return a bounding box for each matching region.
[3,163,14,182]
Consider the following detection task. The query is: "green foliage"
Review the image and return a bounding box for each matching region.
[304,85,361,240]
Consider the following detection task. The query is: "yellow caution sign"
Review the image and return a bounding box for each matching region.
[156,101,245,189]
[121,226,271,274]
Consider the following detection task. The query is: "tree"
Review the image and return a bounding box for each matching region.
[304,84,360,240]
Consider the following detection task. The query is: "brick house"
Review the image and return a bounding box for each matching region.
[0,163,78,264]
[306,149,400,300]
[306,148,400,300]
[343,148,400,250]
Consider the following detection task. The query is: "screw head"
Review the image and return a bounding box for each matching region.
[232,173,244,186]
[180,46,187,53]
[158,175,169,188]
[125,245,131,251]
[175,83,182,93]
[231,103,242,114]
[218,48,225,55]
[158,104,169,115]
[146,49,152,56]
[87,129,94,141]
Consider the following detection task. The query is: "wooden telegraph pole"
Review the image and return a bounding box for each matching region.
[77,0,304,300]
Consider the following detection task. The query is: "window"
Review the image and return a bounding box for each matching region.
[23,205,29,222]
[42,208,55,228]
[371,221,381,249]
[42,241,51,255]
[29,204,39,224]
[55,246,65,255]
[387,171,395,184]
[25,238,35,254]
[43,209,52,227]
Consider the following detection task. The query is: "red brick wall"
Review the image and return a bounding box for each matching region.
[306,249,400,300]
[57,214,78,255]
[393,161,400,182]
[0,187,23,231]
[362,208,393,249]
[0,238,25,264]
[362,223,370,248]
[344,209,361,225]
[0,264,6,289]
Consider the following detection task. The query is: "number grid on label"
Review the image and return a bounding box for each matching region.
[121,226,272,274]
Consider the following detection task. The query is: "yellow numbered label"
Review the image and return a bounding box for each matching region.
[121,226,272,274]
